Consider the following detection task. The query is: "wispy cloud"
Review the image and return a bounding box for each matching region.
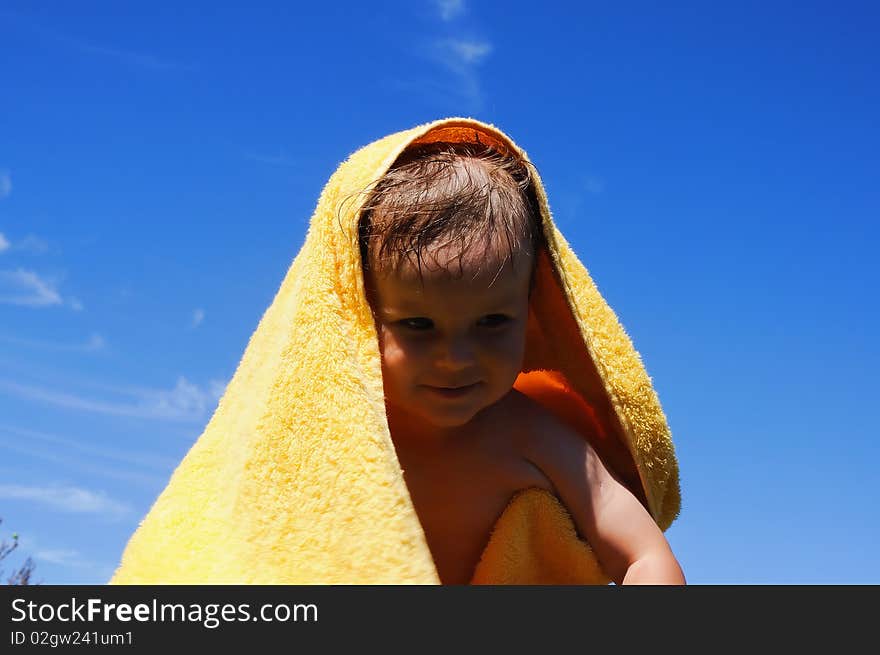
[445,39,491,64]
[0,484,132,518]
[244,150,297,167]
[208,379,227,400]
[1,234,50,254]
[0,268,82,309]
[33,548,83,567]
[13,534,117,579]
[4,10,187,72]
[0,170,10,199]
[191,308,205,328]
[584,175,605,194]
[0,375,227,423]
[423,38,493,111]
[0,436,169,489]
[67,39,183,71]
[553,174,607,222]
[33,547,117,581]
[0,332,106,353]
[19,235,50,253]
[434,0,465,21]
[0,425,174,492]
[0,354,224,408]
[0,424,175,472]
[0,269,63,307]
[144,377,224,421]
[85,333,105,350]
[392,4,490,112]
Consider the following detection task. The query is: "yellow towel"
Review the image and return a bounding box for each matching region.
[109,118,680,585]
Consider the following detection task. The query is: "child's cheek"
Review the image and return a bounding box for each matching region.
[378,328,417,380]
[480,324,528,357]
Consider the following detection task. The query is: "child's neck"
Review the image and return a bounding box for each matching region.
[385,403,475,456]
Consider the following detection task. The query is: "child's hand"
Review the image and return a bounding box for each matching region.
[622,549,686,585]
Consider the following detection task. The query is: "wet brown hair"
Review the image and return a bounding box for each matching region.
[358,142,544,286]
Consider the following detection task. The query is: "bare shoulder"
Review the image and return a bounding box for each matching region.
[469,390,558,494]
[498,390,685,585]
[502,389,610,494]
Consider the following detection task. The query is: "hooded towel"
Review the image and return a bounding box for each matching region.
[110,118,680,585]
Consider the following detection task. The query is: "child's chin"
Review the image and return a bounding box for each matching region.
[418,403,484,429]
[425,415,475,429]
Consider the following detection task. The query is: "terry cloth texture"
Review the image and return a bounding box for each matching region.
[109,118,680,585]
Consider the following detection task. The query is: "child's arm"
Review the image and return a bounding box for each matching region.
[525,411,686,585]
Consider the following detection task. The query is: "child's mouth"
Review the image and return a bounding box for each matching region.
[423,383,481,399]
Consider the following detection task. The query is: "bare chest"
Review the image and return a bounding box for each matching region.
[399,439,552,585]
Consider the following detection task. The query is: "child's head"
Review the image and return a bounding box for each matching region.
[359,142,544,430]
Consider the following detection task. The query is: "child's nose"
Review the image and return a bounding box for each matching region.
[433,335,476,370]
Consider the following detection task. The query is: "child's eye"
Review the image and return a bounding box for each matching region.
[478,314,510,328]
[399,318,434,331]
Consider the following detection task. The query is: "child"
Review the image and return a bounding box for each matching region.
[358,142,685,585]
[109,118,683,585]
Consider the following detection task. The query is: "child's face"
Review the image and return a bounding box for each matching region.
[367,246,532,430]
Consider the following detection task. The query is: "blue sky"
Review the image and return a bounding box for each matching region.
[1,0,877,585]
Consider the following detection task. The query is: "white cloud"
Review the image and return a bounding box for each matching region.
[33,548,83,567]
[0,435,169,488]
[5,12,185,72]
[417,38,493,112]
[398,5,490,112]
[72,40,183,71]
[192,308,205,328]
[18,234,49,253]
[0,234,50,254]
[0,424,175,472]
[209,379,228,403]
[0,331,106,353]
[0,170,10,199]
[85,333,105,350]
[435,0,465,21]
[584,175,605,194]
[0,269,62,307]
[0,268,81,309]
[26,543,114,577]
[9,531,115,580]
[146,376,223,420]
[0,484,132,518]
[0,375,228,423]
[446,39,491,64]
